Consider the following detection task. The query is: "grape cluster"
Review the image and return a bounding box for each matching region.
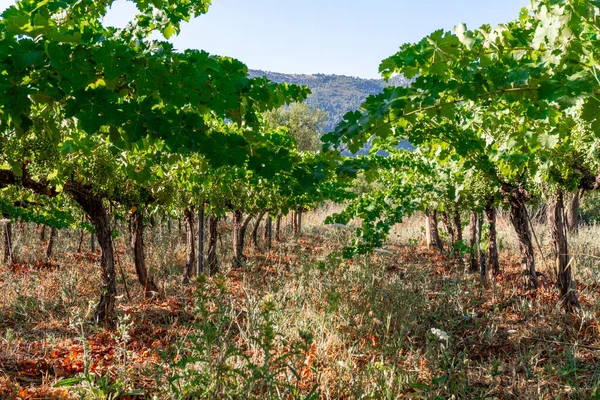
[73,149,120,198]
[88,153,115,183]
[154,182,177,205]
[28,134,60,167]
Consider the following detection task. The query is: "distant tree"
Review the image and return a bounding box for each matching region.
[264,103,328,152]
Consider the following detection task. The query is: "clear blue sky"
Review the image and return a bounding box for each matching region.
[1,0,531,78]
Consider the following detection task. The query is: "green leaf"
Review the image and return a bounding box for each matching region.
[454,23,476,50]
[163,22,177,39]
[54,377,87,387]
[581,98,600,135]
[538,132,559,149]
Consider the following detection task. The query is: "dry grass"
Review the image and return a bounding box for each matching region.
[1,210,600,399]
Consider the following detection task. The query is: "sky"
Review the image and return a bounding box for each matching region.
[0,0,531,79]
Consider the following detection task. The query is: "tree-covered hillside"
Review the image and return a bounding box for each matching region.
[249,70,411,133]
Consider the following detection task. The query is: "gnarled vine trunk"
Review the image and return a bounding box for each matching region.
[233,212,254,268]
[275,214,282,241]
[469,210,478,273]
[197,207,204,276]
[45,227,58,262]
[485,202,500,277]
[295,208,303,237]
[252,211,267,252]
[452,209,463,257]
[477,212,486,280]
[130,210,158,294]
[565,189,582,234]
[441,211,455,255]
[70,190,117,324]
[77,229,84,253]
[426,209,444,252]
[547,192,579,311]
[505,186,538,288]
[90,233,96,253]
[262,213,273,250]
[232,210,243,268]
[183,208,196,284]
[453,210,463,243]
[291,211,297,237]
[264,214,272,250]
[2,213,13,264]
[207,215,219,275]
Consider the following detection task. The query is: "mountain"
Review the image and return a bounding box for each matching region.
[249,69,412,133]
